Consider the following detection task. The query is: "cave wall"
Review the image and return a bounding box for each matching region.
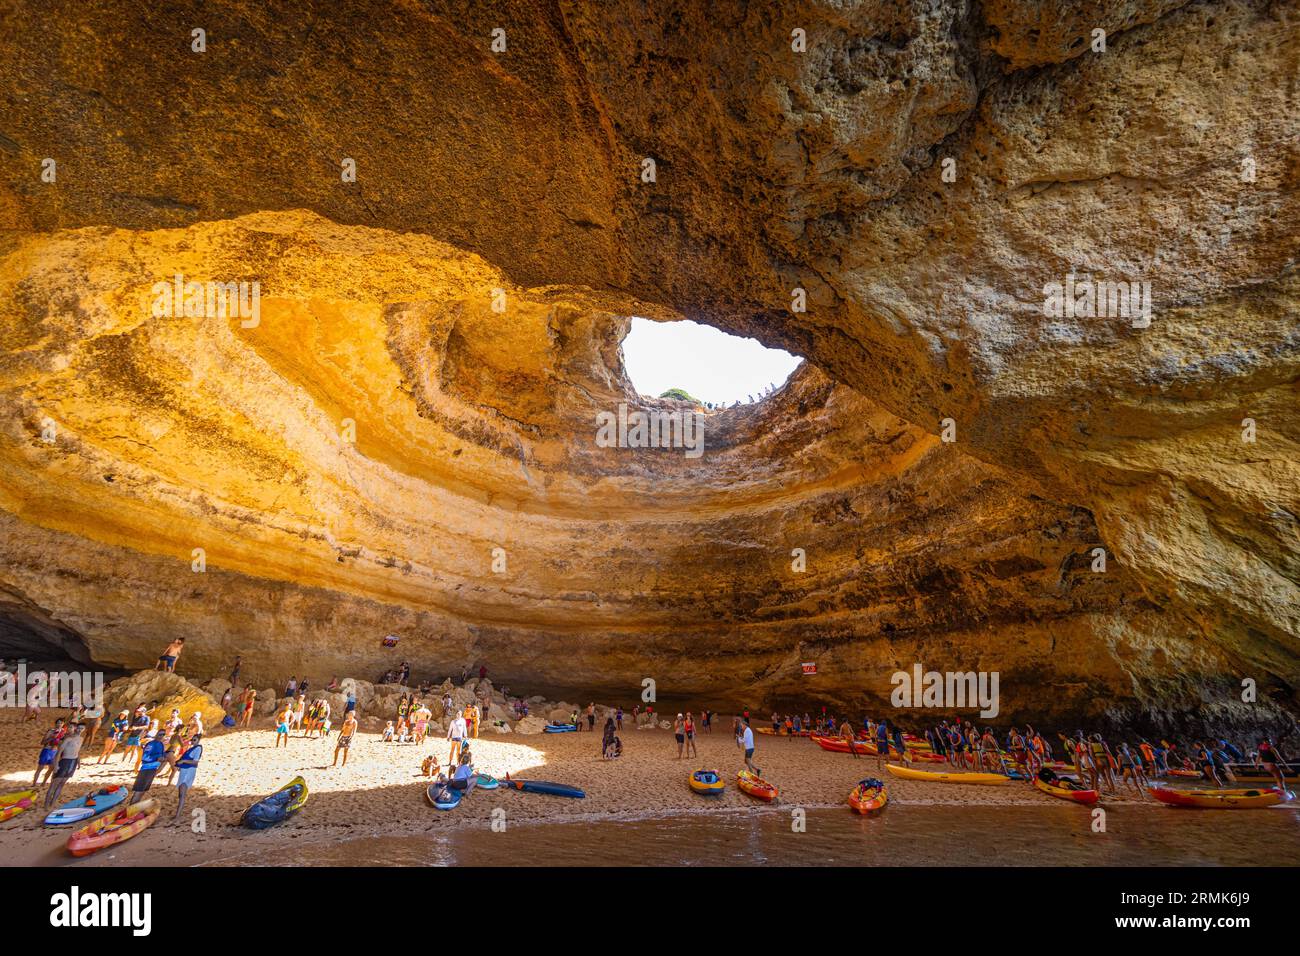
[0,0,1295,725]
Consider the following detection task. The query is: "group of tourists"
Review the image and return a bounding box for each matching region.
[32,698,204,823]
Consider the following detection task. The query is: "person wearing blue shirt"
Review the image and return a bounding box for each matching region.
[172,737,203,822]
[129,733,166,804]
[449,753,477,793]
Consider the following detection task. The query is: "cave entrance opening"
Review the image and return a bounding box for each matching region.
[621,318,802,408]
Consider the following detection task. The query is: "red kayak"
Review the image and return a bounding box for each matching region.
[812,734,877,755]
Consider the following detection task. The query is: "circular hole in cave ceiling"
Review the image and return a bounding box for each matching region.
[621,317,803,407]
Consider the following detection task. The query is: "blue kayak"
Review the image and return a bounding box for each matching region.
[242,777,309,829]
[474,773,499,790]
[544,723,578,733]
[45,785,129,826]
[502,776,585,798]
[427,783,462,810]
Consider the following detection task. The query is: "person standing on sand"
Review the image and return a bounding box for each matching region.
[129,731,166,805]
[602,716,617,759]
[616,707,624,731]
[274,702,292,748]
[239,687,257,727]
[122,705,148,766]
[333,711,357,767]
[736,718,759,777]
[586,702,596,732]
[171,735,202,823]
[43,724,85,809]
[684,712,698,758]
[155,637,184,672]
[447,710,468,770]
[673,713,686,758]
[99,711,128,764]
[291,694,306,733]
[33,719,67,786]
[414,701,431,745]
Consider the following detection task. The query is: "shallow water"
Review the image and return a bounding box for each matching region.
[207,803,1300,867]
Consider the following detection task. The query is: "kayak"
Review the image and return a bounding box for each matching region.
[885,763,1009,785]
[501,776,585,798]
[0,789,37,823]
[1150,786,1294,809]
[812,734,876,755]
[848,779,888,813]
[1166,769,1202,778]
[737,770,778,802]
[756,727,811,736]
[66,799,160,857]
[474,773,499,790]
[241,776,309,829]
[45,785,129,825]
[426,783,462,810]
[544,723,578,733]
[1034,776,1099,805]
[689,769,725,795]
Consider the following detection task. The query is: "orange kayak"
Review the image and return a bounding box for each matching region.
[848,781,888,813]
[67,799,160,856]
[812,734,877,755]
[737,770,778,802]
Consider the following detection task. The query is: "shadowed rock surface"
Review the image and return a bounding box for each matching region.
[0,1,1295,730]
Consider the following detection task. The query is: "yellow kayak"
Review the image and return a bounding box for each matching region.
[0,789,37,822]
[886,763,1009,785]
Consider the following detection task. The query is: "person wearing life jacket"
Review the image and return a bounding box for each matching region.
[172,735,203,822]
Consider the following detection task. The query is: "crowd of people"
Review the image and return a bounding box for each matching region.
[14,639,1295,827]
[32,698,205,823]
[750,708,1293,797]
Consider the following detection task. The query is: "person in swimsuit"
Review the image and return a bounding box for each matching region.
[42,724,84,809]
[586,702,596,732]
[274,703,292,748]
[333,712,357,767]
[1255,738,1289,792]
[446,711,467,769]
[33,719,66,786]
[674,713,686,758]
[1192,740,1222,786]
[684,712,698,758]
[122,706,148,766]
[1116,742,1149,796]
[155,637,184,672]
[601,716,617,759]
[239,687,257,727]
[98,711,129,764]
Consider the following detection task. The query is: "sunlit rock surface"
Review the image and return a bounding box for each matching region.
[0,1,1294,729]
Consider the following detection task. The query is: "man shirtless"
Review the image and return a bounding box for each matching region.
[333,712,358,767]
[155,638,185,672]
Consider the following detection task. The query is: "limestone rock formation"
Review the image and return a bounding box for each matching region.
[102,671,227,730]
[0,1,1295,732]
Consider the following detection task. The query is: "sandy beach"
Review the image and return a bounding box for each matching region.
[0,705,1159,867]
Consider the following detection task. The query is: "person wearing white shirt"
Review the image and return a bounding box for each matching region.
[447,714,467,769]
[736,719,759,776]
